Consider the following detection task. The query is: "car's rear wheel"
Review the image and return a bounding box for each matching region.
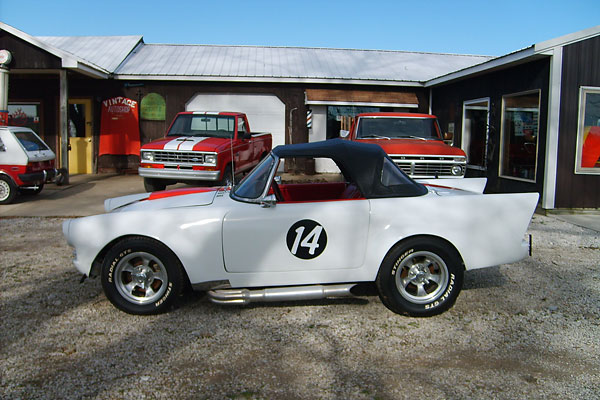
[376,238,464,317]
[0,175,17,204]
[143,178,167,192]
[101,237,185,314]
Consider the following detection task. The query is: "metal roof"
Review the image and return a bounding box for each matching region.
[37,35,143,73]
[112,44,493,84]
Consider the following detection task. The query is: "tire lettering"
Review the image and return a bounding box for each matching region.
[425,273,455,309]
[155,282,173,307]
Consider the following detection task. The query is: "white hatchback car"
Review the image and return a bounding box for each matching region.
[0,126,59,204]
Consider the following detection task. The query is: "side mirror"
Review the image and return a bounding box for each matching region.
[443,132,453,141]
[339,130,350,138]
[260,194,277,208]
[242,132,252,140]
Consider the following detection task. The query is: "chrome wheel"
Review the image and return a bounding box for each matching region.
[394,250,449,304]
[114,251,168,305]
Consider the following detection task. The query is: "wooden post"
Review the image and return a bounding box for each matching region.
[59,69,69,184]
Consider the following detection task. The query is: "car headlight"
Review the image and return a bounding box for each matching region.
[141,151,155,162]
[451,165,463,176]
[204,154,217,165]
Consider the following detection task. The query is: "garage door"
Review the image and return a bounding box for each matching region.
[186,93,286,148]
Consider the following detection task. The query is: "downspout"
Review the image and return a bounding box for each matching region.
[0,50,11,126]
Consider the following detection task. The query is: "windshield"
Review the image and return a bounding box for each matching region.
[15,131,50,151]
[167,114,236,138]
[356,117,441,140]
[232,154,276,200]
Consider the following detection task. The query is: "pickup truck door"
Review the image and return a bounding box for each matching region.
[232,116,253,172]
[222,199,370,273]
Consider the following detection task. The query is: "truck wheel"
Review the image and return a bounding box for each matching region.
[144,178,167,192]
[0,175,17,204]
[219,166,233,187]
[376,238,464,317]
[101,237,185,315]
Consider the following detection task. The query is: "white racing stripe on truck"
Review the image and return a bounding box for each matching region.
[163,137,208,151]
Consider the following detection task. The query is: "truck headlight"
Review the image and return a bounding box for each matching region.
[141,151,155,162]
[204,154,217,165]
[451,165,463,176]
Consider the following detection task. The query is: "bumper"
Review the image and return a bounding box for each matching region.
[18,169,57,185]
[138,167,220,181]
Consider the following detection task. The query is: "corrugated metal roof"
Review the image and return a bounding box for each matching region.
[37,35,143,73]
[113,44,493,84]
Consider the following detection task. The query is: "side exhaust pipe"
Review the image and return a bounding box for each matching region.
[207,284,357,305]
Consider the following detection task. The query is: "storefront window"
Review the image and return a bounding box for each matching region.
[8,103,41,134]
[326,106,384,139]
[575,87,600,174]
[500,91,540,181]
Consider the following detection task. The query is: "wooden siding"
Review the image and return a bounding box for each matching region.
[0,32,62,69]
[431,58,550,196]
[555,36,600,209]
[305,88,418,105]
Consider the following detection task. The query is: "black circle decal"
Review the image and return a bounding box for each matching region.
[286,219,327,259]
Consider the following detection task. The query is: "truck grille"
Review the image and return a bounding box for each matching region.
[150,151,206,164]
[390,155,466,178]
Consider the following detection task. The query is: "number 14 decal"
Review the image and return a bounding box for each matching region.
[286,219,328,259]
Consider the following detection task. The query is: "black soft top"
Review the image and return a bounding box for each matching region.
[272,139,427,198]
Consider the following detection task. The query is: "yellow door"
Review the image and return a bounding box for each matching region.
[68,99,93,174]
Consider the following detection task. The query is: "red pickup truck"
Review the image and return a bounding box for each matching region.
[139,112,272,191]
[342,112,466,178]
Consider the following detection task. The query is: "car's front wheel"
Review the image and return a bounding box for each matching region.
[376,238,464,317]
[101,237,185,314]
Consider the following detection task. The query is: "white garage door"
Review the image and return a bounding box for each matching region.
[186,93,286,148]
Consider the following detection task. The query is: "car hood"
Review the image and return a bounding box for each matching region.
[104,187,222,212]
[355,138,466,156]
[142,136,230,152]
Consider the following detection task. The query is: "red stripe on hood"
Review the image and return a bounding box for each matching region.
[148,187,218,200]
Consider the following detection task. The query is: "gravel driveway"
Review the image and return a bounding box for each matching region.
[1,214,599,399]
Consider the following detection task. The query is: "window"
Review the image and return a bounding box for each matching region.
[326,106,381,139]
[575,87,600,174]
[500,91,540,181]
[8,103,41,134]
[168,114,235,137]
[462,98,490,170]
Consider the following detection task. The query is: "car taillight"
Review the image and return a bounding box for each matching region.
[25,162,40,173]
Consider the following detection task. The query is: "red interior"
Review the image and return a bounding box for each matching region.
[278,182,363,202]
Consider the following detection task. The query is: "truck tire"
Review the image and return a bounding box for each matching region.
[0,175,18,204]
[144,178,167,192]
[219,166,233,187]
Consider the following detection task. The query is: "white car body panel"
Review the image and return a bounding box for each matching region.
[64,182,538,289]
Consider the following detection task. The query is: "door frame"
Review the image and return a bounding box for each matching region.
[67,98,93,174]
[462,97,490,172]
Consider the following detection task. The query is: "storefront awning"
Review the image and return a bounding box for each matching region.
[305,89,419,108]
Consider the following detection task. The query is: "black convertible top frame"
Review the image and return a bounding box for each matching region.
[272,139,427,198]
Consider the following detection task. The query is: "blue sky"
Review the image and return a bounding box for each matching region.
[1,0,598,56]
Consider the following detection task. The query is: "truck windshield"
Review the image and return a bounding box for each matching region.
[357,117,441,140]
[167,115,236,138]
[15,131,50,151]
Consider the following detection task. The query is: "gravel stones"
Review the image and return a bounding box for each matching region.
[1,215,599,399]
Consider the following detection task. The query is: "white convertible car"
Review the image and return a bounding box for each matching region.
[63,139,538,317]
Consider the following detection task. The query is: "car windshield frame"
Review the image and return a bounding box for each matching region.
[356,116,442,140]
[231,154,278,203]
[167,114,236,138]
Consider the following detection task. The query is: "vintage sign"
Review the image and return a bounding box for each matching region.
[99,96,140,156]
